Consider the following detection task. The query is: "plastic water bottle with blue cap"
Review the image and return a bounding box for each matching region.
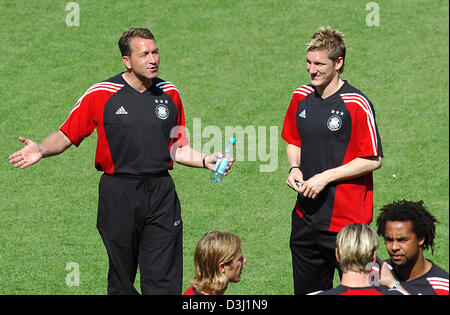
[210,137,236,183]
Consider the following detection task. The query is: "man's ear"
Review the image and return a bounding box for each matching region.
[218,262,226,273]
[122,55,132,71]
[334,56,344,72]
[418,236,425,247]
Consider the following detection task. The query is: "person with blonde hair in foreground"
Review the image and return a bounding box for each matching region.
[310,223,408,295]
[184,231,247,295]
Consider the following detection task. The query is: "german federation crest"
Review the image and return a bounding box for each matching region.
[155,104,169,120]
[327,115,342,131]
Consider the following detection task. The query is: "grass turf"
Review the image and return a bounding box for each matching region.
[0,0,448,294]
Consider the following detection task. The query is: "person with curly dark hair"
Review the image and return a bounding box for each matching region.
[376,200,449,295]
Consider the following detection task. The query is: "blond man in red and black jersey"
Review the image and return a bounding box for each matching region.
[9,28,232,295]
[282,26,383,294]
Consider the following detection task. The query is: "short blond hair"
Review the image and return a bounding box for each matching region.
[336,224,378,273]
[307,26,346,73]
[190,231,241,294]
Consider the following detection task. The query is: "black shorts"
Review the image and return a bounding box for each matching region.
[97,172,182,295]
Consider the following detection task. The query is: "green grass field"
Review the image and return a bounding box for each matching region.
[0,0,448,295]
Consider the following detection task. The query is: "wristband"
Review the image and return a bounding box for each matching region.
[202,155,209,168]
[392,281,400,289]
[289,166,301,174]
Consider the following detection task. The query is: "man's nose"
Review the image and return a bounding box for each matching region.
[391,241,400,251]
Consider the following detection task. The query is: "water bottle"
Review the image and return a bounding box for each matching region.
[210,137,236,183]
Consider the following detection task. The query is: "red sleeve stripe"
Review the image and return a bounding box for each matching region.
[59,83,124,128]
[75,82,124,108]
[85,81,124,94]
[156,81,178,93]
[340,93,379,156]
[293,85,314,97]
[428,277,449,293]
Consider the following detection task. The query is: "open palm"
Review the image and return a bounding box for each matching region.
[9,137,43,169]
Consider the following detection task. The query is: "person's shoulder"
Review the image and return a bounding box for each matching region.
[428,260,449,278]
[183,286,205,295]
[306,290,324,295]
[75,74,125,105]
[339,81,372,103]
[389,259,449,295]
[154,77,179,94]
[82,74,125,94]
[340,80,363,94]
[307,285,347,295]
[426,260,449,294]
[292,84,315,97]
[377,286,407,295]
[102,73,126,85]
[183,286,196,295]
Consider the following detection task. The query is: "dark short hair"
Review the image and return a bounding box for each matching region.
[376,200,437,253]
[118,28,155,57]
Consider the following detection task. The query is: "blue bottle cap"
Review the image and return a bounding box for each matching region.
[229,137,236,144]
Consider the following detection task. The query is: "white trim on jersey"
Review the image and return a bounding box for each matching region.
[340,93,379,156]
[85,81,124,94]
[156,81,178,93]
[293,85,314,97]
[59,82,124,129]
[427,277,449,292]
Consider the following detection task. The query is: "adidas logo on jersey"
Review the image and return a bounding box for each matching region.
[115,106,128,115]
[299,109,306,118]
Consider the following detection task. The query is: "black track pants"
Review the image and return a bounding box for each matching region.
[97,173,182,295]
[290,210,341,295]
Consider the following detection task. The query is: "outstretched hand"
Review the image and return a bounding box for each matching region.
[9,137,43,169]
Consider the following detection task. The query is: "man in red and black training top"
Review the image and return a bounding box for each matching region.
[281,26,383,295]
[9,28,231,295]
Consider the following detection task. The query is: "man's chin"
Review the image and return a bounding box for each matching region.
[390,256,409,268]
[136,72,158,82]
[145,72,158,80]
[310,80,323,89]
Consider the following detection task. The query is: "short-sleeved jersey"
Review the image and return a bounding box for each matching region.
[309,284,405,295]
[282,81,383,232]
[387,259,449,295]
[60,73,189,175]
